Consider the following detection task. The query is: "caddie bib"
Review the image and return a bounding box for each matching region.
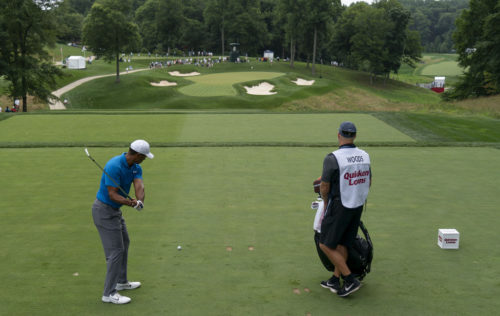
[332,147,371,208]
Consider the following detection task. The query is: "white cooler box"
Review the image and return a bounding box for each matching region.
[438,229,460,249]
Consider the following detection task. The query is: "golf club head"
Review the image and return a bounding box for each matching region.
[84,148,90,157]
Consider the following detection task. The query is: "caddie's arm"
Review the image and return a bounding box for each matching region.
[133,178,145,202]
[320,181,330,204]
[108,186,137,207]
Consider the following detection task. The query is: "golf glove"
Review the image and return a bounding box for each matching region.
[134,200,144,211]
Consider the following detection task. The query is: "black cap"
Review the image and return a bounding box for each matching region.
[338,121,357,138]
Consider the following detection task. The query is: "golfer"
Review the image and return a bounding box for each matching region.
[92,140,154,304]
[318,122,371,297]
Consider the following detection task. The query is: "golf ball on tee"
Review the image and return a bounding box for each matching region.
[177,245,182,250]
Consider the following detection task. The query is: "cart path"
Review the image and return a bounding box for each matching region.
[49,68,150,110]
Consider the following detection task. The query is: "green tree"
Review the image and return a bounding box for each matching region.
[262,0,286,58]
[403,29,422,68]
[204,0,234,56]
[0,0,63,112]
[54,1,84,43]
[375,0,418,79]
[400,0,469,53]
[228,0,269,56]
[277,0,308,68]
[179,0,207,52]
[67,0,95,15]
[351,4,391,83]
[157,0,184,55]
[450,0,500,98]
[306,0,340,75]
[82,0,141,83]
[330,4,358,68]
[332,0,420,84]
[135,0,160,53]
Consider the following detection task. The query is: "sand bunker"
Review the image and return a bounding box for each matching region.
[292,78,315,86]
[168,71,200,77]
[244,82,276,95]
[150,80,177,87]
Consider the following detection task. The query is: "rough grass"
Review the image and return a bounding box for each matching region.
[374,112,500,143]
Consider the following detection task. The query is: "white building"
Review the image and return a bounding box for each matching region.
[67,56,86,69]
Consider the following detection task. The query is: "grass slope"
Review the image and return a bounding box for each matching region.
[395,54,462,87]
[59,61,442,111]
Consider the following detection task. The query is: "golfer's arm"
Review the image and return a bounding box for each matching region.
[108,186,135,206]
[133,178,145,202]
[320,181,330,203]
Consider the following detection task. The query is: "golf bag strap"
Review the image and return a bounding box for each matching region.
[358,220,373,273]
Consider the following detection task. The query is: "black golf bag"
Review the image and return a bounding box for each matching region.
[312,177,373,280]
[314,220,373,281]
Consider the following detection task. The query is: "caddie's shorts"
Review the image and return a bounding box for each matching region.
[319,199,363,249]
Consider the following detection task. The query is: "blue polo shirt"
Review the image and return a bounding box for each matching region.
[96,153,143,209]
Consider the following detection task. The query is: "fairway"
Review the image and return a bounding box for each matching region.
[420,61,463,76]
[0,113,414,145]
[1,146,499,315]
[178,72,284,96]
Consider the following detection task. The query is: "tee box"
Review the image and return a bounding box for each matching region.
[438,229,460,249]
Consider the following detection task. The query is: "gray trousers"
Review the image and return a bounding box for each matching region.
[92,199,129,296]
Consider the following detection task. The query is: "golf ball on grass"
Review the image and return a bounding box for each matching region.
[177,245,182,250]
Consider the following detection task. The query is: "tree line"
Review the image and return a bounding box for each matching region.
[57,0,468,55]
[400,0,469,53]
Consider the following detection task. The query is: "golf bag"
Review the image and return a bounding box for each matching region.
[312,177,373,281]
[314,221,373,281]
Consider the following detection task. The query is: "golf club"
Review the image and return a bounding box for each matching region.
[84,147,133,200]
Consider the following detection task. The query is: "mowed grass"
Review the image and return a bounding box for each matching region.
[395,54,462,86]
[59,61,444,111]
[61,64,326,110]
[1,146,499,315]
[0,113,414,146]
[178,72,284,97]
[420,61,463,77]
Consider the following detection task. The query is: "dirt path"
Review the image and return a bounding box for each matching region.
[49,68,150,110]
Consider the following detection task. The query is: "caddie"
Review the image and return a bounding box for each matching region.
[318,121,371,297]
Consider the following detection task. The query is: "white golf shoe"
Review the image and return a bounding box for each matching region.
[101,292,131,304]
[115,281,141,291]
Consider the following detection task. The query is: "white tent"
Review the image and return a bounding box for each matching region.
[263,50,274,59]
[67,56,86,69]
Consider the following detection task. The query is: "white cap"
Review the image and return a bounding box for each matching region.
[130,140,154,159]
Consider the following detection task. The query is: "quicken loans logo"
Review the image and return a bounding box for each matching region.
[343,170,370,185]
[438,235,457,244]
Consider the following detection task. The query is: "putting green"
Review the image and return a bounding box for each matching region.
[177,72,284,96]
